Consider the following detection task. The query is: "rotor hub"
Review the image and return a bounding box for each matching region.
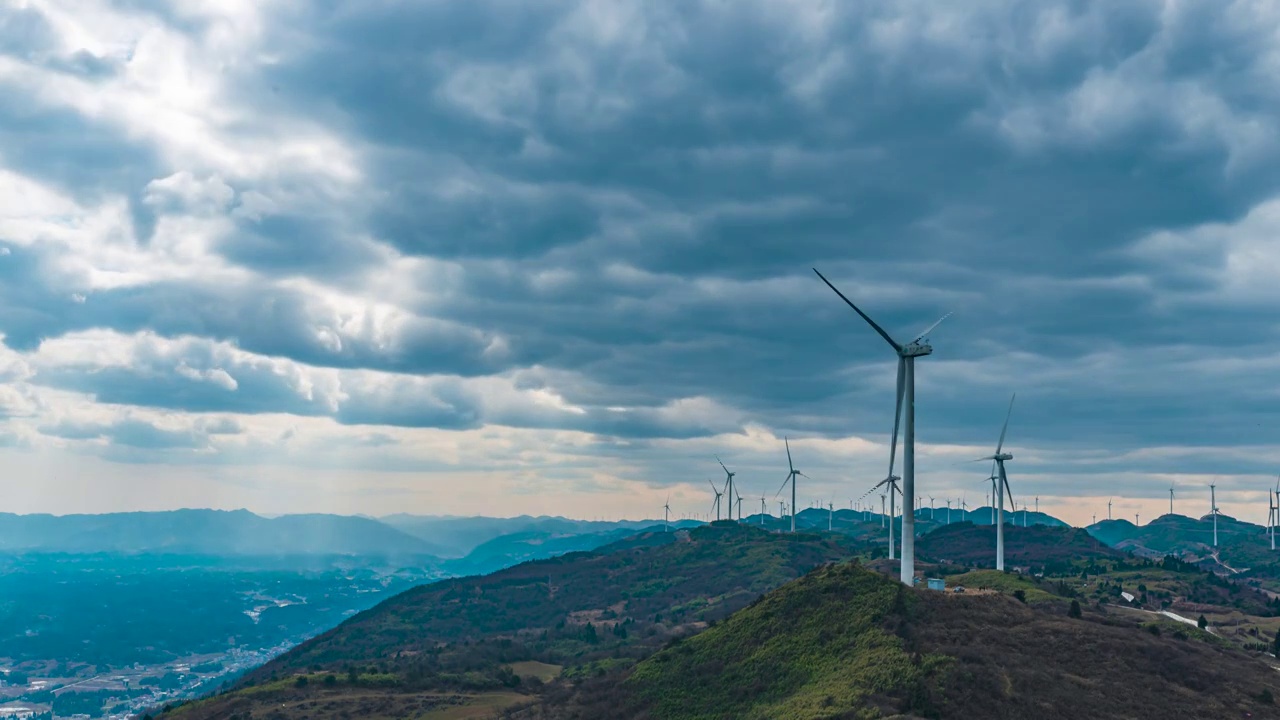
[901,342,933,357]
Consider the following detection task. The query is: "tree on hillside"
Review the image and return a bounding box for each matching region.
[1068,600,1082,619]
[1273,628,1280,657]
[1197,615,1208,630]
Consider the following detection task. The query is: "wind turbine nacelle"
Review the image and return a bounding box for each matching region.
[994,453,1013,461]
[901,342,933,357]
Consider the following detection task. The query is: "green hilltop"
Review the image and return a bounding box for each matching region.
[518,562,1280,720]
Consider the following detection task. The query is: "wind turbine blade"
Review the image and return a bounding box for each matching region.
[910,312,952,344]
[716,456,731,476]
[775,475,791,498]
[888,356,905,477]
[812,268,903,352]
[797,471,810,479]
[995,393,1016,455]
[785,436,794,474]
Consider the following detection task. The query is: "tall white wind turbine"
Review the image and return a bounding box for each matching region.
[975,394,1017,571]
[664,495,671,532]
[1169,484,1175,517]
[816,268,947,586]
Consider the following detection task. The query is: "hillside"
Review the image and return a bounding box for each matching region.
[165,524,857,719]
[379,515,700,559]
[917,522,1123,569]
[0,509,443,557]
[441,526,663,577]
[517,562,1280,719]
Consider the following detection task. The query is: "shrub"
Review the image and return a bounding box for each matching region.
[1068,600,1082,619]
[294,676,308,688]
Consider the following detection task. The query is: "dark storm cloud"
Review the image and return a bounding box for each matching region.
[5,0,1280,467]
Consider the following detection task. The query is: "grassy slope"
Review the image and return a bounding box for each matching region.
[168,525,858,718]
[525,563,1280,720]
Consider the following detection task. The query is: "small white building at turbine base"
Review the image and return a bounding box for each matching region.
[1120,591,1135,603]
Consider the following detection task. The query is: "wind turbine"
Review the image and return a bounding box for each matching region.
[664,495,671,532]
[975,394,1017,571]
[775,437,804,533]
[987,464,998,525]
[708,479,724,522]
[1135,512,1140,526]
[735,490,744,523]
[1210,483,1218,547]
[815,268,948,586]
[1169,483,1175,517]
[1107,498,1112,521]
[1270,478,1279,550]
[945,499,952,525]
[928,496,936,520]
[828,501,834,531]
[716,456,736,521]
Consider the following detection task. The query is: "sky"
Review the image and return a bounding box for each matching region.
[1,0,1279,526]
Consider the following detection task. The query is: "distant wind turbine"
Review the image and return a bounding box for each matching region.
[1169,483,1175,517]
[974,394,1017,572]
[1272,478,1279,551]
[815,268,949,586]
[945,499,952,525]
[1135,512,1139,526]
[761,496,767,525]
[664,495,671,533]
[1210,483,1218,547]
[716,456,736,521]
[828,502,834,531]
[775,437,804,533]
[1108,498,1112,521]
[708,479,724,522]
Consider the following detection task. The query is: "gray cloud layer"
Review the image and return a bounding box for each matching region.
[1,0,1279,516]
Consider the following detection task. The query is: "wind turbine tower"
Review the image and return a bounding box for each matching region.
[1169,484,1175,516]
[1107,498,1112,521]
[828,502,834,531]
[760,496,766,525]
[664,496,671,532]
[976,394,1017,572]
[815,268,948,586]
[1210,483,1218,547]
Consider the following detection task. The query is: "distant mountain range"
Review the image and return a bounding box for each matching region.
[0,510,703,568]
[0,509,437,557]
